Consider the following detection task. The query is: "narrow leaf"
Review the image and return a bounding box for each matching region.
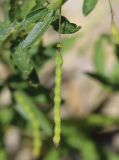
[0,22,16,43]
[0,8,49,44]
[12,10,54,77]
[21,10,54,49]
[83,0,98,16]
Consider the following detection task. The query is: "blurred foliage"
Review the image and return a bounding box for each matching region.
[0,0,119,160]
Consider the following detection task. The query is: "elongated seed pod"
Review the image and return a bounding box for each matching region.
[14,91,42,158]
[32,120,41,157]
[53,51,63,147]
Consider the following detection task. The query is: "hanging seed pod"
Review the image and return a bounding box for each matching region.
[14,91,42,158]
[53,51,63,147]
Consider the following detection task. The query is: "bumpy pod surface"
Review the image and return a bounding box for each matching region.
[14,91,42,158]
[53,51,63,147]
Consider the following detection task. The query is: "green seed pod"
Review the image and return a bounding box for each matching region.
[53,51,63,147]
[14,91,42,158]
[32,121,41,157]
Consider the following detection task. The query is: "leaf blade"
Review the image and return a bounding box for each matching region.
[83,0,98,16]
[52,16,81,34]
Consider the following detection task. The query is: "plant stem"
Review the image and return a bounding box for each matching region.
[108,0,114,23]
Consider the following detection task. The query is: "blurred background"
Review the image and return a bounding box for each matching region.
[1,0,119,159]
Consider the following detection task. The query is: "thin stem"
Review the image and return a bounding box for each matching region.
[57,7,62,55]
[108,0,114,24]
[58,7,62,45]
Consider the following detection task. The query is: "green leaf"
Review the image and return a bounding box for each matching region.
[52,16,81,34]
[21,10,54,49]
[83,0,98,16]
[0,22,16,44]
[12,10,54,77]
[86,72,112,87]
[12,46,34,79]
[110,61,119,83]
[0,8,49,45]
[62,125,99,160]
[87,72,119,91]
[85,114,119,126]
[25,8,48,25]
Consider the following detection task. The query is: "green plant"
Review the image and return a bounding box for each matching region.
[1,0,119,160]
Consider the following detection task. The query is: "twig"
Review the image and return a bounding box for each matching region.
[108,0,114,24]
